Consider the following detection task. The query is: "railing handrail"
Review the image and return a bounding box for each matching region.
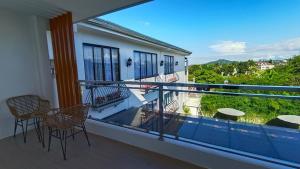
[78,80,300,92]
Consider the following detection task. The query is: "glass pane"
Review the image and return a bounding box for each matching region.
[134,52,141,79]
[146,53,152,76]
[94,47,103,81]
[103,48,112,81]
[164,56,168,74]
[141,53,146,78]
[152,54,157,75]
[111,48,119,81]
[83,45,94,81]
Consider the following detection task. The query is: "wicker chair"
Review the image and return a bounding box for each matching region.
[6,95,50,143]
[44,104,90,160]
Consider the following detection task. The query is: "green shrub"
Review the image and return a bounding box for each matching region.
[183,105,191,115]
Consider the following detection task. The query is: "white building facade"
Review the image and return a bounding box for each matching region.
[256,62,275,70]
[74,19,191,119]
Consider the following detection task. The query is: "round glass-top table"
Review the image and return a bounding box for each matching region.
[217,108,245,117]
[277,115,300,125]
[216,108,245,121]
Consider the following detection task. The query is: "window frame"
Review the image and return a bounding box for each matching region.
[83,43,120,81]
[134,50,158,80]
[164,91,174,106]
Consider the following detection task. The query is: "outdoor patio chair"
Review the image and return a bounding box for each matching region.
[44,104,90,160]
[6,95,50,143]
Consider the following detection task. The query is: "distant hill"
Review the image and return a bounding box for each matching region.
[205,59,234,65]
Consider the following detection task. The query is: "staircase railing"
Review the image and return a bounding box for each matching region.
[140,108,158,131]
[164,100,179,114]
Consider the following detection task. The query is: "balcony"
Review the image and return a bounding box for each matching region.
[80,80,300,168]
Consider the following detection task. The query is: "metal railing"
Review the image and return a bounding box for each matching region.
[79,80,300,133]
[164,100,179,113]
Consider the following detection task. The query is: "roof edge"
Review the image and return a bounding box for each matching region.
[83,18,192,55]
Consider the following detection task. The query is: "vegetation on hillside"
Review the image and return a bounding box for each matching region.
[189,56,300,124]
[205,59,234,65]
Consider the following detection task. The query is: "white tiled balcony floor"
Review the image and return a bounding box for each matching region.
[0,130,203,169]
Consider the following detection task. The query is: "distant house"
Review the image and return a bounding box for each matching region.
[256,62,275,70]
[272,59,288,66]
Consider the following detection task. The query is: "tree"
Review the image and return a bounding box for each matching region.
[189,56,300,124]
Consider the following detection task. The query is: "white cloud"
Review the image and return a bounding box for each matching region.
[243,38,300,61]
[255,38,300,51]
[207,38,300,62]
[209,41,246,55]
[144,22,150,26]
[139,21,151,27]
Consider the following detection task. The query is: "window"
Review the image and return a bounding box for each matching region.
[83,43,120,81]
[164,92,174,106]
[164,55,174,74]
[134,51,158,79]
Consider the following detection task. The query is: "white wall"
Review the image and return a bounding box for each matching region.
[0,8,55,139]
[74,26,187,81]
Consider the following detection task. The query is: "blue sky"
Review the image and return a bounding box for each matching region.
[101,0,300,64]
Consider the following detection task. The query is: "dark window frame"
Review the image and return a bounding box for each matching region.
[83,43,120,81]
[134,50,158,80]
[164,55,175,75]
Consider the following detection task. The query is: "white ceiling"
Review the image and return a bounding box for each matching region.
[0,0,148,22]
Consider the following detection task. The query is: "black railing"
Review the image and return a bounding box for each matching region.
[79,80,300,126]
[164,100,179,114]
